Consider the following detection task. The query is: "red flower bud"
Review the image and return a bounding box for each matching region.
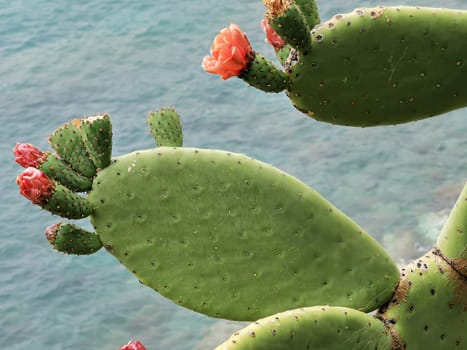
[16,167,55,205]
[13,143,48,168]
[202,24,253,80]
[120,340,146,350]
[261,19,285,50]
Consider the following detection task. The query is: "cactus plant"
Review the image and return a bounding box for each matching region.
[204,2,467,127]
[14,109,465,349]
[12,1,467,348]
[13,110,399,321]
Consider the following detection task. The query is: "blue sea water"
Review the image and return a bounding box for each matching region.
[1,0,466,349]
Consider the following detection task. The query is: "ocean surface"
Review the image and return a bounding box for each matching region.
[1,0,466,349]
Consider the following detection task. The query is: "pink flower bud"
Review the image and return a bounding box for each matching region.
[16,167,55,205]
[202,24,253,80]
[120,340,146,350]
[13,143,48,168]
[261,19,285,50]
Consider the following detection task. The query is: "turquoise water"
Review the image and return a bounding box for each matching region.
[1,0,466,349]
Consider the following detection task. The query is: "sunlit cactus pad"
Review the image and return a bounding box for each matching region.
[88,147,399,320]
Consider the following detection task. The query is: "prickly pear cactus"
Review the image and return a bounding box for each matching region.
[14,109,399,321]
[203,1,467,127]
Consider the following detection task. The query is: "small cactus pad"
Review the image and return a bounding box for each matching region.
[287,6,467,126]
[88,147,399,320]
[378,251,466,349]
[44,182,94,219]
[46,222,102,255]
[436,182,467,275]
[39,154,92,192]
[265,2,312,51]
[76,114,112,169]
[49,120,97,178]
[215,306,394,350]
[239,53,290,93]
[293,0,320,28]
[148,108,183,147]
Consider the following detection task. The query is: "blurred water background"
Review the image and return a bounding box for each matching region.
[1,0,466,349]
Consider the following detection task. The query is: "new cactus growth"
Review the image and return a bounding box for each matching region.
[204,2,467,126]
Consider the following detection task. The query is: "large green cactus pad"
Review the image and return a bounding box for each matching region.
[88,147,399,320]
[215,306,394,350]
[379,251,466,349]
[288,6,467,126]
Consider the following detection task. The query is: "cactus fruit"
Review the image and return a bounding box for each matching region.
[45,222,102,255]
[14,110,399,321]
[16,167,93,219]
[205,3,467,126]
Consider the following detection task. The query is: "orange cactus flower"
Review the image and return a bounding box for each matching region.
[13,143,48,168]
[261,19,285,50]
[202,24,253,80]
[16,167,55,205]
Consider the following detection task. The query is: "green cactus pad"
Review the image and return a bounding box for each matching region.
[294,0,320,29]
[275,45,292,66]
[436,182,467,275]
[77,114,112,169]
[287,6,467,126]
[88,147,399,320]
[265,2,312,52]
[147,108,183,147]
[379,251,466,349]
[239,53,290,93]
[215,306,393,350]
[49,120,97,177]
[44,183,94,219]
[39,154,92,192]
[46,222,102,255]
